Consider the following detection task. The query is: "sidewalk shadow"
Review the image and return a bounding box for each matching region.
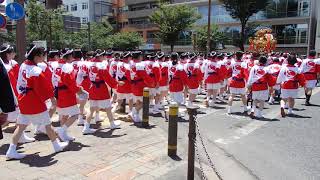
[3,125,16,133]
[255,117,280,122]
[169,154,182,161]
[131,123,157,129]
[303,103,320,107]
[66,141,90,152]
[229,112,249,118]
[93,129,127,139]
[34,134,50,141]
[292,108,306,112]
[287,114,311,119]
[0,144,23,155]
[19,152,58,167]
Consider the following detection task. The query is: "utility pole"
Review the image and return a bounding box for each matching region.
[88,22,91,50]
[16,0,26,63]
[207,0,212,54]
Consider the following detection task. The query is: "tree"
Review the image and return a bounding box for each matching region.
[26,0,66,49]
[110,32,143,51]
[90,20,113,49]
[150,3,200,52]
[195,25,228,52]
[218,0,269,51]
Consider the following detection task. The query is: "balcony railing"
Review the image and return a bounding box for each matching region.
[124,23,158,29]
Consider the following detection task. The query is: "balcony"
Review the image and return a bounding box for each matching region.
[124,23,158,29]
[125,0,158,6]
[123,9,156,19]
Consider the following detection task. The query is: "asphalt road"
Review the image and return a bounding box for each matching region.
[156,87,320,180]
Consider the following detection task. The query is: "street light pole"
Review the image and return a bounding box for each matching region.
[16,0,26,63]
[207,0,212,54]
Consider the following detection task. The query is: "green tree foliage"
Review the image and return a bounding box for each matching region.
[110,32,143,51]
[150,3,200,52]
[218,0,269,51]
[195,25,228,52]
[90,20,113,49]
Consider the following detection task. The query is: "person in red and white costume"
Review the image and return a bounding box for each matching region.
[299,50,320,105]
[128,51,154,122]
[158,52,170,106]
[184,53,202,106]
[114,52,133,113]
[6,45,69,160]
[203,52,223,107]
[169,53,188,105]
[108,52,120,104]
[72,49,89,125]
[223,53,234,96]
[0,45,36,143]
[83,49,123,134]
[144,53,161,114]
[217,54,228,102]
[267,57,282,105]
[247,56,274,119]
[227,51,248,114]
[51,49,88,141]
[277,55,306,117]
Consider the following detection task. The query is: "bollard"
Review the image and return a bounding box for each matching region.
[142,88,150,127]
[168,103,179,157]
[187,105,199,180]
[120,99,126,114]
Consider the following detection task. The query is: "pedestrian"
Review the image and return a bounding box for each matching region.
[6,44,68,160]
[267,57,282,105]
[227,51,248,114]
[83,49,123,134]
[299,50,320,105]
[51,48,88,141]
[158,52,170,106]
[247,56,274,119]
[277,55,306,117]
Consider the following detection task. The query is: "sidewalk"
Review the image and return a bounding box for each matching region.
[0,107,219,180]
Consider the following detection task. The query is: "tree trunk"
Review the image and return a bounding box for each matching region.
[170,44,174,52]
[240,21,246,52]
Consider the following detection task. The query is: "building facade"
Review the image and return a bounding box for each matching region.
[117,0,316,54]
[62,0,114,25]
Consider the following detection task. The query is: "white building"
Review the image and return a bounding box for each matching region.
[62,0,113,24]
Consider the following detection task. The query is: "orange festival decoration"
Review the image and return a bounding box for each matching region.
[249,28,277,53]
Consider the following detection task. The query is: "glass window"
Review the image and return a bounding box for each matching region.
[82,2,88,10]
[82,17,88,24]
[71,4,77,11]
[64,5,69,12]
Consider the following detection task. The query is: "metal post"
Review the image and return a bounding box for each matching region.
[187,105,199,180]
[88,22,91,50]
[120,99,126,114]
[142,88,150,127]
[168,103,178,156]
[207,0,212,54]
[16,0,26,63]
[0,126,3,140]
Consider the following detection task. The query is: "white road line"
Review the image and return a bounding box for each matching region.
[215,88,320,145]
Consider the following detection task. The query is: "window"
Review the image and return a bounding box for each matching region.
[82,17,88,24]
[71,4,77,11]
[64,5,69,12]
[82,2,88,10]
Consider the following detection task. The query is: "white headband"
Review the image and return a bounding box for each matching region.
[61,49,73,58]
[0,45,10,53]
[25,45,37,58]
[96,50,106,57]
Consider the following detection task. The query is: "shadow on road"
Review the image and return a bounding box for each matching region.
[169,154,182,161]
[66,141,90,151]
[19,152,58,167]
[93,129,127,138]
[287,114,311,119]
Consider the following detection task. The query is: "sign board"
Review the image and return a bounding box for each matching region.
[5,2,25,21]
[0,13,6,28]
[139,44,155,50]
[33,41,47,51]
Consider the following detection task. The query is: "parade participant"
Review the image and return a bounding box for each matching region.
[184,53,202,106]
[47,50,60,63]
[169,52,188,105]
[217,53,228,101]
[72,49,89,125]
[0,45,36,143]
[109,52,120,103]
[114,52,133,113]
[277,55,306,117]
[144,53,161,114]
[51,49,88,141]
[6,45,68,160]
[129,51,154,122]
[203,52,222,107]
[83,49,123,134]
[227,51,248,114]
[300,50,320,105]
[247,56,274,119]
[158,52,170,106]
[267,57,282,104]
